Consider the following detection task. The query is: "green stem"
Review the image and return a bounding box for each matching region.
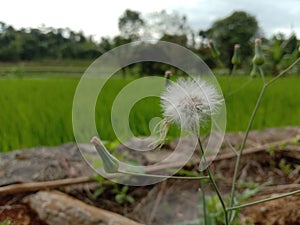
[258,66,266,84]
[118,169,209,180]
[200,175,208,225]
[267,57,300,86]
[229,56,300,216]
[229,84,267,209]
[226,77,253,97]
[227,188,300,211]
[198,134,208,225]
[198,137,229,225]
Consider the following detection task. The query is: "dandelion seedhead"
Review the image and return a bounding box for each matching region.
[160,77,222,133]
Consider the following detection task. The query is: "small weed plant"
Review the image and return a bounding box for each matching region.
[91,39,300,224]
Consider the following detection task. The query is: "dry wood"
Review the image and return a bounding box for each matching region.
[24,190,144,225]
[0,177,94,195]
[0,136,298,196]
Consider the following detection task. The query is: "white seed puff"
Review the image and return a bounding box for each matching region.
[160,77,222,132]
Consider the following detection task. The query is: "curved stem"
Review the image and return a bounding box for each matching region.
[226,77,253,97]
[198,137,229,225]
[259,66,266,84]
[229,85,267,208]
[229,56,300,216]
[118,169,209,180]
[227,188,300,211]
[267,57,300,86]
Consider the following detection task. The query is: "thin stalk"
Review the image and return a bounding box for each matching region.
[198,137,229,225]
[226,77,253,98]
[198,133,208,225]
[229,56,300,215]
[200,175,208,225]
[229,84,267,209]
[118,169,209,180]
[227,188,300,211]
[258,66,266,84]
[267,57,300,86]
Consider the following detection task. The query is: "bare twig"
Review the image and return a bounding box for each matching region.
[0,177,94,195]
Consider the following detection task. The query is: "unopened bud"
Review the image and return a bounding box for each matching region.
[231,44,241,66]
[91,136,119,173]
[165,70,172,77]
[165,70,172,87]
[252,38,265,66]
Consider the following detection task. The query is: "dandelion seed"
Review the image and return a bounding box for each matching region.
[160,77,222,133]
[148,118,170,149]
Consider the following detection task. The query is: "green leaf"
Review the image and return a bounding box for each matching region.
[240,188,259,202]
[122,185,129,193]
[126,195,135,204]
[91,174,105,182]
[115,194,125,204]
[92,186,106,199]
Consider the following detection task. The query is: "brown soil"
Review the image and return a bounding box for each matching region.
[243,195,300,225]
[0,194,47,225]
[0,127,300,225]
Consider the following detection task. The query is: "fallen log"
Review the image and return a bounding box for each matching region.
[23,190,144,225]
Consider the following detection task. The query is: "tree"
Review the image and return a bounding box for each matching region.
[206,11,259,69]
[160,33,188,47]
[98,37,113,54]
[146,10,191,40]
[0,23,100,61]
[118,9,144,40]
[0,26,22,61]
[266,33,299,75]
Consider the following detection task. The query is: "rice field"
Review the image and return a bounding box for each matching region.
[0,74,299,152]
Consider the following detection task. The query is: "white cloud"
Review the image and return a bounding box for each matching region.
[1,0,299,39]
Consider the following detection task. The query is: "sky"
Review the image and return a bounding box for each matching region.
[2,0,300,40]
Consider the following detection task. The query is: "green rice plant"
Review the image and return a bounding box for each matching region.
[0,78,78,151]
[0,74,300,152]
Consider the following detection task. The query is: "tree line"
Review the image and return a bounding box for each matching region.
[0,22,98,61]
[0,10,299,74]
